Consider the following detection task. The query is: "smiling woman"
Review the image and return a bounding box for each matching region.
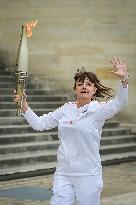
[13,57,129,205]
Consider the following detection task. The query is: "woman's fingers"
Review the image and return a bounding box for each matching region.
[113,57,118,65]
[111,57,126,66]
[110,58,117,68]
[110,59,117,71]
[117,57,122,65]
[13,89,27,105]
[110,57,120,66]
[123,58,127,65]
[14,95,19,103]
[13,89,19,103]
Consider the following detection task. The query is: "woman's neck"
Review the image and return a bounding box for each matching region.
[76,98,92,108]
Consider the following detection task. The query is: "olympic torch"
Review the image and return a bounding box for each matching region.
[15,20,37,117]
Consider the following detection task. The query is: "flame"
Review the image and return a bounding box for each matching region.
[25,20,37,38]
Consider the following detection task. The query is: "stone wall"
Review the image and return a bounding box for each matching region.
[0,0,136,122]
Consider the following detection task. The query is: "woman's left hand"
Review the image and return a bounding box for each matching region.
[110,57,128,78]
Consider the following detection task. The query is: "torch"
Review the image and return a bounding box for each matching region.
[15,20,37,117]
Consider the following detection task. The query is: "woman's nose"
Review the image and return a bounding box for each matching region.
[82,83,86,88]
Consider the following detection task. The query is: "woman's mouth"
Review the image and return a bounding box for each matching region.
[80,90,89,94]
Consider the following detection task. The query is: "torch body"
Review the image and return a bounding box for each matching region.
[15,21,37,117]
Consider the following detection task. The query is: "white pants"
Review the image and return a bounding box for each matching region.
[50,174,103,205]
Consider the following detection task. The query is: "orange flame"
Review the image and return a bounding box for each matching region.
[25,20,37,38]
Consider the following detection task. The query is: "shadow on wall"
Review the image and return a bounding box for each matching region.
[0,49,12,72]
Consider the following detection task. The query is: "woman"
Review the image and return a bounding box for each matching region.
[14,57,128,205]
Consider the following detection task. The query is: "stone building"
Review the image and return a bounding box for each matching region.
[0,0,136,122]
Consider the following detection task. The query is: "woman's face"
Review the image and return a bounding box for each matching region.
[75,78,97,100]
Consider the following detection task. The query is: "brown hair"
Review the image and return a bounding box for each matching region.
[73,67,114,100]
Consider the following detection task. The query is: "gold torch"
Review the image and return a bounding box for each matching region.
[15,20,37,117]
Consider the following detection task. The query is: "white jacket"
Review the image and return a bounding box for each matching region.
[22,83,128,176]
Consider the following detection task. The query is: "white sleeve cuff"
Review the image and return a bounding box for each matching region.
[21,107,32,117]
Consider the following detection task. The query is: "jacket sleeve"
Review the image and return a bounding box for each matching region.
[95,83,128,121]
[22,104,66,131]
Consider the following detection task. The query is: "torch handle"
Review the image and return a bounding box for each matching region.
[16,81,26,117]
[15,71,27,118]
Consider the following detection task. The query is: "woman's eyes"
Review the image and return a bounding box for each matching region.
[86,83,92,86]
[77,83,92,86]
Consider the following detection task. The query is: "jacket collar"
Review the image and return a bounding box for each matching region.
[73,101,100,118]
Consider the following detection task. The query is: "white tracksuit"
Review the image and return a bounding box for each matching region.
[22,83,128,205]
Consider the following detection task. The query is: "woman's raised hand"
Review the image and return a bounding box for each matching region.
[110,57,129,79]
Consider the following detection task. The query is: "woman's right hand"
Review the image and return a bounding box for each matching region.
[13,89,29,113]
